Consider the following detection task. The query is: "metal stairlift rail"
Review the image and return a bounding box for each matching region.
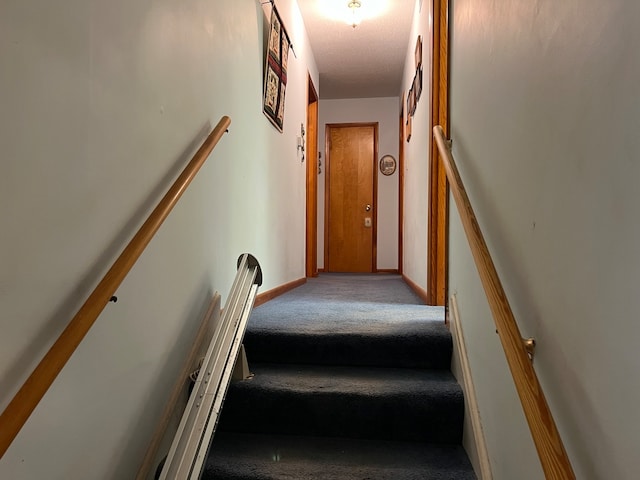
[158,253,262,480]
[433,125,576,479]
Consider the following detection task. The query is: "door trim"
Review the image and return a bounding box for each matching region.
[324,122,379,273]
[305,74,319,277]
[398,93,405,275]
[427,0,450,306]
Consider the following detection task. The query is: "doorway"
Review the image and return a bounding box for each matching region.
[305,74,319,277]
[427,0,450,305]
[325,123,378,273]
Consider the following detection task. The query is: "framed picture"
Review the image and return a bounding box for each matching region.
[263,5,291,132]
[401,91,405,142]
[408,84,416,116]
[409,34,423,115]
[406,90,413,142]
[379,155,397,176]
[412,68,423,108]
[412,73,418,111]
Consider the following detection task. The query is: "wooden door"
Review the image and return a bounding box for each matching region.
[326,124,377,272]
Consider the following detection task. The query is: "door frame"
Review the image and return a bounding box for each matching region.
[324,122,379,273]
[427,0,450,306]
[398,93,405,275]
[305,74,319,277]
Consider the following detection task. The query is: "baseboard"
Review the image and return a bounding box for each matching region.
[402,274,429,304]
[254,277,306,307]
[135,293,222,480]
[317,268,399,274]
[449,293,493,480]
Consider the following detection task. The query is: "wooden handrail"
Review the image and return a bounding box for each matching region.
[433,125,575,479]
[0,116,231,458]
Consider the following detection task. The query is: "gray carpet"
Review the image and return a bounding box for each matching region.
[249,274,445,330]
[244,274,450,369]
[205,433,475,480]
[203,274,476,479]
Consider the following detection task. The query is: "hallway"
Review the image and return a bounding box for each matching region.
[2,1,638,477]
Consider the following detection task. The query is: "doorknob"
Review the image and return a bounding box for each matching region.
[365,204,371,212]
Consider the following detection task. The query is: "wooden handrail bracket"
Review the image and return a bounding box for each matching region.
[433,125,575,479]
[0,116,232,459]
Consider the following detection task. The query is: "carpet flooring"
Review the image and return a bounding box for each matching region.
[203,274,476,479]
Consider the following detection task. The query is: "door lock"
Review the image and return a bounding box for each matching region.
[365,204,371,212]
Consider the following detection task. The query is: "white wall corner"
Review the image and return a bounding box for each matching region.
[449,293,493,480]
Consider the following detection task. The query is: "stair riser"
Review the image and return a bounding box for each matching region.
[218,384,464,444]
[204,432,477,480]
[244,332,452,369]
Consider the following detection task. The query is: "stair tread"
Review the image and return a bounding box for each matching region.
[218,363,464,443]
[247,317,449,336]
[205,432,476,480]
[231,362,461,395]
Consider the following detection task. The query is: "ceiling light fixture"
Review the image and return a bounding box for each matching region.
[347,1,362,28]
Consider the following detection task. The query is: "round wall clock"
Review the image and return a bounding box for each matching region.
[379,154,397,176]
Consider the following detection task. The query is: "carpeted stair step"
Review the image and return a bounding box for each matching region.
[217,363,464,444]
[244,299,452,370]
[243,320,452,369]
[204,432,477,480]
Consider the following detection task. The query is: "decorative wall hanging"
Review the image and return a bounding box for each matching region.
[414,35,423,105]
[408,83,416,116]
[401,92,406,143]
[406,93,412,142]
[379,155,397,176]
[406,35,423,142]
[415,66,423,103]
[263,4,291,133]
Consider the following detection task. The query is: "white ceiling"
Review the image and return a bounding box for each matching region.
[296,0,416,99]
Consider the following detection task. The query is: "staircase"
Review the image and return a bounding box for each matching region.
[203,275,476,479]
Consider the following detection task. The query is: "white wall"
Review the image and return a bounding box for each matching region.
[0,0,317,478]
[400,0,431,290]
[448,0,640,478]
[318,97,400,271]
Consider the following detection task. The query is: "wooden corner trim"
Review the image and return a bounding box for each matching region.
[254,277,306,307]
[402,274,429,305]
